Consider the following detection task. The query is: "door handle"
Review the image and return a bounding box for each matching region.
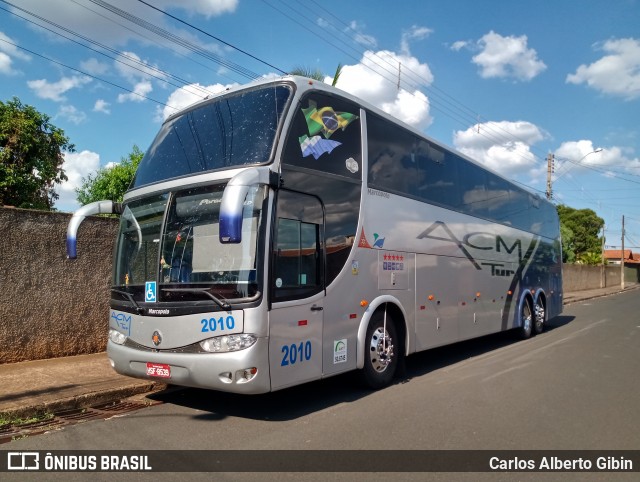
[310,305,323,311]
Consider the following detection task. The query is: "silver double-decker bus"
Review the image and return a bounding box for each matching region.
[67,76,562,393]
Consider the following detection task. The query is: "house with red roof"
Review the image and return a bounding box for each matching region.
[603,249,640,266]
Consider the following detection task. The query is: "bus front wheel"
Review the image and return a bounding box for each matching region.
[519,297,533,340]
[361,310,398,389]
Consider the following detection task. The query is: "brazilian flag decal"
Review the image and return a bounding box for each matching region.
[301,100,358,139]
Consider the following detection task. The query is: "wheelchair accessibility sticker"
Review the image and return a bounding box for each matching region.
[145,281,157,303]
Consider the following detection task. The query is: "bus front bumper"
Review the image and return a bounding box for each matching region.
[107,337,271,394]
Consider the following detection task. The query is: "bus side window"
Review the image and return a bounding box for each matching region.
[272,190,324,302]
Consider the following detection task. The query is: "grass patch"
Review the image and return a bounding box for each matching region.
[0,412,54,428]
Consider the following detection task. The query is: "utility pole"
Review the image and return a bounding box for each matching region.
[621,215,625,289]
[546,153,554,200]
[601,224,605,288]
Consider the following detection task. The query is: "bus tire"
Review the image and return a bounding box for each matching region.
[519,297,533,340]
[533,296,546,335]
[361,310,398,389]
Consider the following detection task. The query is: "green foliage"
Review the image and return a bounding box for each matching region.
[557,204,604,263]
[0,97,73,209]
[577,251,602,266]
[331,63,343,87]
[559,223,575,263]
[76,145,143,205]
[290,64,343,86]
[290,66,325,81]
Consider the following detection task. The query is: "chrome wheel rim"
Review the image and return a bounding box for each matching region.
[534,300,545,331]
[369,326,394,373]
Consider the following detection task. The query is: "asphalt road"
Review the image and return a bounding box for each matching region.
[5,290,639,480]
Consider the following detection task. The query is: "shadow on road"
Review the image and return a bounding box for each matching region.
[149,315,575,422]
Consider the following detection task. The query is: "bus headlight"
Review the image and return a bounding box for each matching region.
[109,329,127,345]
[200,334,257,353]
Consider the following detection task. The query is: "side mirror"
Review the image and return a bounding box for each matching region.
[220,169,277,243]
[66,200,121,259]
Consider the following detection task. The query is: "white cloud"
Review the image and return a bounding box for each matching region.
[566,38,640,100]
[56,105,87,125]
[93,99,111,114]
[331,50,434,130]
[80,58,109,76]
[159,82,235,120]
[472,31,547,81]
[117,80,153,103]
[450,40,469,52]
[115,51,163,84]
[400,25,433,55]
[347,20,377,48]
[55,150,101,212]
[0,31,31,75]
[27,75,92,102]
[0,52,12,75]
[9,1,237,48]
[553,140,640,178]
[152,0,238,17]
[453,120,546,178]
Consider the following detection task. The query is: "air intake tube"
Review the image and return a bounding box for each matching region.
[66,200,122,259]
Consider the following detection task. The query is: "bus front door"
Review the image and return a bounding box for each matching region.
[268,190,325,391]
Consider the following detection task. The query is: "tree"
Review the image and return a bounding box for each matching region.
[290,64,343,86]
[559,223,575,263]
[0,97,73,209]
[556,204,604,263]
[76,145,144,205]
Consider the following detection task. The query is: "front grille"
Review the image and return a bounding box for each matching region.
[123,338,205,354]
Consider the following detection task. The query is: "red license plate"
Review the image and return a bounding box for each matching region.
[146,362,171,378]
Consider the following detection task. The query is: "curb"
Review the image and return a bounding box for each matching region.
[563,284,640,305]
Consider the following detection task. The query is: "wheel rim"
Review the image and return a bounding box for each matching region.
[522,302,532,333]
[368,326,394,373]
[535,299,545,331]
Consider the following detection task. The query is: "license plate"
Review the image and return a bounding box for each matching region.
[146,362,171,378]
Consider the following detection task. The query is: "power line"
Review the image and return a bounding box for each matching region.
[0,36,175,110]
[134,0,287,75]
[88,0,262,80]
[0,3,213,98]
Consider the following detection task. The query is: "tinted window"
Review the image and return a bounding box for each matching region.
[365,111,555,236]
[283,93,361,179]
[133,85,291,188]
[418,144,460,208]
[368,113,421,196]
[281,168,360,286]
[273,190,324,301]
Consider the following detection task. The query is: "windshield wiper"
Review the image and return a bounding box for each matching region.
[112,289,144,314]
[161,288,232,311]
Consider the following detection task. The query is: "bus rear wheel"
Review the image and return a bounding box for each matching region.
[361,310,398,389]
[533,297,546,335]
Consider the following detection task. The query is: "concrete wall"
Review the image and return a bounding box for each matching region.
[0,207,118,364]
[562,263,636,292]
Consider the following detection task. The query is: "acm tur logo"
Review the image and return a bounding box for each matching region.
[417,221,529,277]
[111,311,132,333]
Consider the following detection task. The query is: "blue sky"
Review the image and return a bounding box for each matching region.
[1,0,639,249]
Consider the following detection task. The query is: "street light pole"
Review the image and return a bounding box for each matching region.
[547,148,603,200]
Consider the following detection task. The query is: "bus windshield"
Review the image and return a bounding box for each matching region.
[113,184,267,303]
[131,85,291,188]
